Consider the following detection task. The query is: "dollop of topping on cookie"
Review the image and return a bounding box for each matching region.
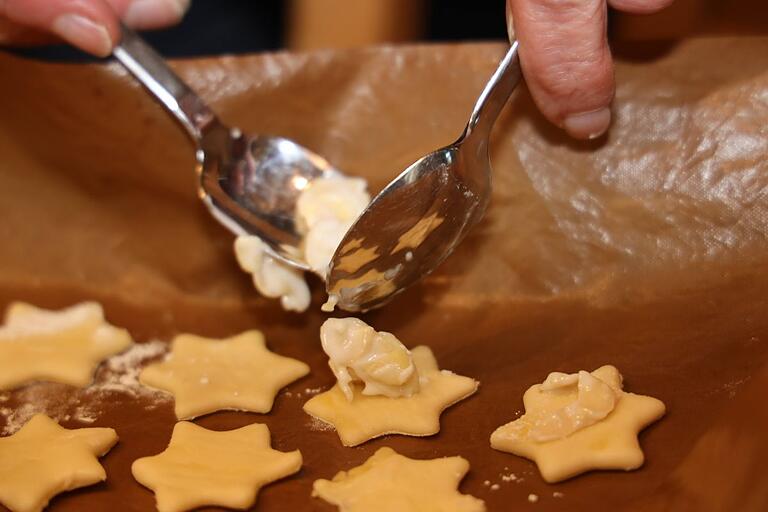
[527,368,622,442]
[320,318,419,401]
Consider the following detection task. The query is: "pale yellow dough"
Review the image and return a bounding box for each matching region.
[0,302,133,390]
[303,346,478,446]
[139,330,309,419]
[132,421,302,512]
[0,414,118,512]
[490,365,666,483]
[312,447,485,512]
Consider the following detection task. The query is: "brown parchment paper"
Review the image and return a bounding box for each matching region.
[0,38,767,511]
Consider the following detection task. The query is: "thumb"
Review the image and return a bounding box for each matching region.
[0,0,189,57]
[508,0,614,139]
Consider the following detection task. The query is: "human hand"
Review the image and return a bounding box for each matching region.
[0,0,189,57]
[507,0,672,139]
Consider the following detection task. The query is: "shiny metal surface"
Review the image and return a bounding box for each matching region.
[327,42,522,311]
[114,25,338,271]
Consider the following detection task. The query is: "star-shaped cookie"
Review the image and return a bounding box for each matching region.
[312,447,485,512]
[139,330,310,419]
[0,414,118,512]
[490,365,666,483]
[132,421,302,512]
[0,302,133,390]
[303,345,478,446]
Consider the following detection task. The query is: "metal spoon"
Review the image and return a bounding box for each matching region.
[327,42,521,312]
[114,24,338,271]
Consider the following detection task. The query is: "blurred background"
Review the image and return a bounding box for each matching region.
[12,0,768,60]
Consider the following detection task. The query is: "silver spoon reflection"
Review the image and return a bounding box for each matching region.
[114,24,339,272]
[115,25,521,313]
[327,42,522,312]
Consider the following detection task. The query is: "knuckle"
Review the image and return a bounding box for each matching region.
[529,50,614,112]
[514,0,615,116]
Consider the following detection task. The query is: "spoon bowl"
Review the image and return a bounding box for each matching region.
[114,25,340,271]
[326,144,488,310]
[327,42,521,311]
[197,126,339,267]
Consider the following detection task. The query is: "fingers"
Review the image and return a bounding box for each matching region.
[0,0,189,56]
[508,0,614,139]
[1,0,118,56]
[607,0,673,14]
[108,0,190,30]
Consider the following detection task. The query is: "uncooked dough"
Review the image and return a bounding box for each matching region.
[490,365,666,483]
[0,414,118,512]
[304,345,478,446]
[132,421,302,512]
[0,302,133,390]
[139,330,309,419]
[312,446,485,512]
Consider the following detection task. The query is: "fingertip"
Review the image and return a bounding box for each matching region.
[122,0,189,29]
[563,107,611,139]
[608,0,674,15]
[510,0,616,139]
[51,13,113,57]
[523,49,615,139]
[3,0,120,56]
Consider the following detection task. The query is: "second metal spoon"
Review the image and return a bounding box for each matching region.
[327,42,522,312]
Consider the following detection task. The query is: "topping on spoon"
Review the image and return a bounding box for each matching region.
[235,175,370,312]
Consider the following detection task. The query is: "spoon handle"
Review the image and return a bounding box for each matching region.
[113,24,217,142]
[464,41,521,144]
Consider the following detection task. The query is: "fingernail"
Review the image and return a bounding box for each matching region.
[51,14,112,57]
[563,108,611,140]
[124,0,190,29]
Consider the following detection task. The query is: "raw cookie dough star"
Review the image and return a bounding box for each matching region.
[0,414,118,512]
[303,346,478,446]
[139,330,309,419]
[0,302,133,390]
[132,421,302,512]
[313,447,485,512]
[490,365,666,483]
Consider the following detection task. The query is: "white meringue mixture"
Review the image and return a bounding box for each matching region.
[234,175,370,312]
[319,317,420,401]
[528,368,622,442]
